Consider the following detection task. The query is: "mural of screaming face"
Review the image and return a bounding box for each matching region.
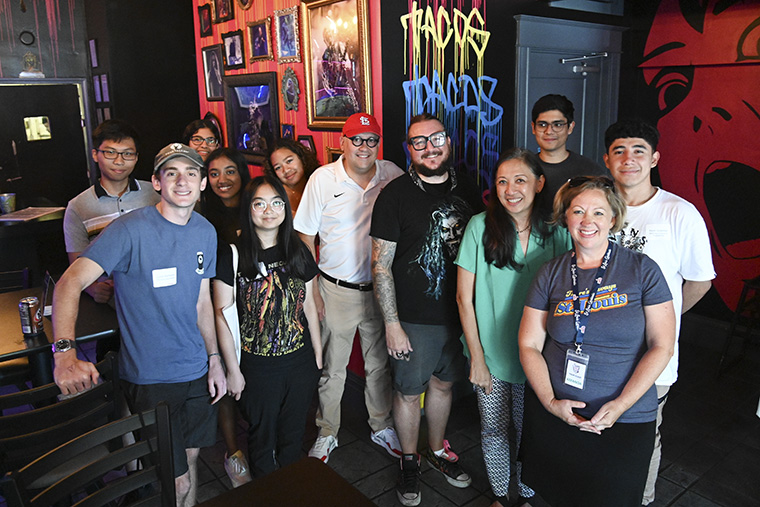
[641,0,760,311]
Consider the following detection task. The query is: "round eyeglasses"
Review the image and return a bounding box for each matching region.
[251,199,286,213]
[189,136,219,146]
[407,131,447,151]
[345,135,380,148]
[96,149,138,161]
[534,121,569,132]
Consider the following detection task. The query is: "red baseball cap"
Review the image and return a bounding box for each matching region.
[342,113,382,138]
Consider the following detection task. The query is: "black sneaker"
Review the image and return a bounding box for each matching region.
[396,453,421,506]
[424,443,472,488]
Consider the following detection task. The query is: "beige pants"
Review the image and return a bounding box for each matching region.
[642,384,670,505]
[315,277,393,437]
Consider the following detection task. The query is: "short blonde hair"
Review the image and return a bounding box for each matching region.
[552,176,626,234]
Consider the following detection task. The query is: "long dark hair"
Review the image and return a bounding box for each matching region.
[263,138,320,182]
[237,175,313,280]
[483,148,552,269]
[201,148,251,217]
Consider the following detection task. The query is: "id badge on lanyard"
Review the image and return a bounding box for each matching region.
[564,243,612,390]
[564,347,589,389]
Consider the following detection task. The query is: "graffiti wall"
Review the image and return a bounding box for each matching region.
[399,0,502,192]
[637,0,760,314]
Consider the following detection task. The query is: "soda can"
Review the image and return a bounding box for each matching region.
[19,296,43,335]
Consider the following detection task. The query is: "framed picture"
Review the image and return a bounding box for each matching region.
[222,30,246,70]
[326,147,343,163]
[198,5,212,37]
[274,7,301,63]
[301,0,371,130]
[202,45,225,101]
[297,134,316,153]
[88,39,98,68]
[282,124,295,140]
[93,75,102,102]
[211,0,234,24]
[100,74,110,102]
[247,18,273,62]
[281,67,300,111]
[237,0,253,10]
[224,72,280,164]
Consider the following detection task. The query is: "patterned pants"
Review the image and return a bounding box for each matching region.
[475,377,535,498]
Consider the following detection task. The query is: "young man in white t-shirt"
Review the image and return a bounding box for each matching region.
[605,119,715,505]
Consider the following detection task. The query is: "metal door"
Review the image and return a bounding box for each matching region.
[0,79,91,208]
[514,15,625,164]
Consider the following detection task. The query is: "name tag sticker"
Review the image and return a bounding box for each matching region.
[564,348,589,390]
[152,267,177,288]
[646,224,670,239]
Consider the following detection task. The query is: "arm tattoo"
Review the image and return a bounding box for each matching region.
[371,238,400,324]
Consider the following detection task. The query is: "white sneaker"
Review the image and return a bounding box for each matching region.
[308,434,338,463]
[371,427,402,458]
[223,450,252,488]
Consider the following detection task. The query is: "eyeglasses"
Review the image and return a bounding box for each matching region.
[97,149,138,161]
[407,131,447,151]
[189,136,219,146]
[534,121,569,132]
[567,176,614,188]
[251,199,286,213]
[345,135,380,148]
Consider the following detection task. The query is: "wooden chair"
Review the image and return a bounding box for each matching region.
[0,267,30,294]
[1,402,175,507]
[717,274,760,377]
[0,352,121,474]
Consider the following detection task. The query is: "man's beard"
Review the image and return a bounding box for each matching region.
[412,150,452,177]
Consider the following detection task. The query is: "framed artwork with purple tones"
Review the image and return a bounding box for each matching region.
[224,72,281,164]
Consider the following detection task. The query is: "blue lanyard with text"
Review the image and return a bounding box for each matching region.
[570,242,613,353]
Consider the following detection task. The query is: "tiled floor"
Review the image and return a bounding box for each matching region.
[2,313,758,506]
[193,314,760,506]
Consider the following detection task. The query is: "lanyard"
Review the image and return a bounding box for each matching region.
[570,242,613,353]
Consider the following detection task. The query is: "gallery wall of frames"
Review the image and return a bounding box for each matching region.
[192,0,383,169]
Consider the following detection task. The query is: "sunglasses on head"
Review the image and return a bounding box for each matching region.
[567,176,614,189]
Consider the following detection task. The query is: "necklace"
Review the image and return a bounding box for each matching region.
[517,223,532,234]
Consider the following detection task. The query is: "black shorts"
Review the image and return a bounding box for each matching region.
[390,322,467,396]
[123,375,218,477]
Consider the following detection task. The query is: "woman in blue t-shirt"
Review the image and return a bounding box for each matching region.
[213,175,323,478]
[456,148,569,507]
[518,176,675,506]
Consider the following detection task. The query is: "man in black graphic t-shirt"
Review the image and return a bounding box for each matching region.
[371,113,484,506]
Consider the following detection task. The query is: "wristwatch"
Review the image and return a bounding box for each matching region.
[52,339,76,353]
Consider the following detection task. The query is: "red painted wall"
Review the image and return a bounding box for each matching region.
[190,0,385,175]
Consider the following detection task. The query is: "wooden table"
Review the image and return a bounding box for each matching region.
[197,457,376,507]
[0,288,119,385]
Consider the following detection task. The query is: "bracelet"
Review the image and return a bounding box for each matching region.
[208,352,221,358]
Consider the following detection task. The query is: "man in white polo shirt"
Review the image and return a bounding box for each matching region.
[294,113,404,462]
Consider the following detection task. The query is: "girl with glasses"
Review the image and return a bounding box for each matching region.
[182,119,221,161]
[213,175,323,477]
[455,148,570,507]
